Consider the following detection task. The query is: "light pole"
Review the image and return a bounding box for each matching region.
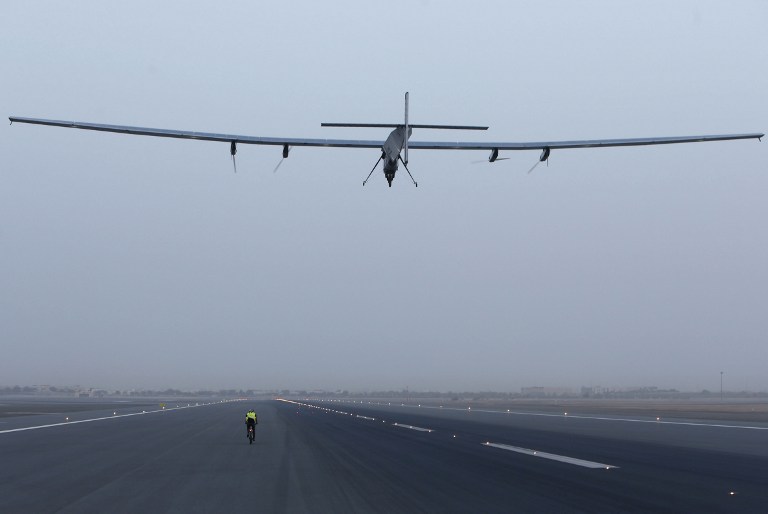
[720,371,724,402]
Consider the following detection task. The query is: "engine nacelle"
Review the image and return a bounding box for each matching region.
[489,148,499,162]
[539,147,550,162]
[282,144,290,159]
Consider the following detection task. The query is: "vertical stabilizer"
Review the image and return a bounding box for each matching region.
[404,92,409,165]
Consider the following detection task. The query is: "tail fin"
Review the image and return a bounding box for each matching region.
[322,92,488,167]
[404,92,409,165]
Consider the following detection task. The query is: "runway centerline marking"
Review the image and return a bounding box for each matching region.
[485,442,618,469]
[393,423,433,432]
[0,401,241,436]
[279,400,437,433]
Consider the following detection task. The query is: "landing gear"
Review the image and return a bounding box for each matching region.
[363,152,384,186]
[398,155,418,187]
[362,151,417,187]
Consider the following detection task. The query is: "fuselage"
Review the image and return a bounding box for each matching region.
[381,126,412,186]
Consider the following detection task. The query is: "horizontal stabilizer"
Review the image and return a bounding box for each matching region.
[322,123,488,130]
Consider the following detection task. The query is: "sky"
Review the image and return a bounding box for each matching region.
[1,1,766,393]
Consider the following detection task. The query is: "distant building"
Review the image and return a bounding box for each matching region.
[521,386,573,397]
[580,385,607,397]
[74,388,106,398]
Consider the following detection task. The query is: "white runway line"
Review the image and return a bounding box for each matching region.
[280,400,436,432]
[393,423,433,432]
[0,401,240,435]
[484,442,618,469]
[405,405,768,431]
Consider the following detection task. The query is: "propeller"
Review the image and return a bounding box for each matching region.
[471,148,510,164]
[272,144,291,173]
[528,147,551,174]
[471,147,551,173]
[526,161,542,174]
[472,157,510,164]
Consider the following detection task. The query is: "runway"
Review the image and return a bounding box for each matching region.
[1,398,766,513]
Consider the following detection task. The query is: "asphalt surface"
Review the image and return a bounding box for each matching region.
[1,399,766,513]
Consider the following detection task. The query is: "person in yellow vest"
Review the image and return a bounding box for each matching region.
[245,409,257,438]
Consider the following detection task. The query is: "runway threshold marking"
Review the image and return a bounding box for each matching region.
[484,442,618,469]
[0,401,240,436]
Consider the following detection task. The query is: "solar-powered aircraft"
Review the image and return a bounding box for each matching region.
[9,93,762,187]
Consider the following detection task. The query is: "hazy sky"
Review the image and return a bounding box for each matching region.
[1,1,766,392]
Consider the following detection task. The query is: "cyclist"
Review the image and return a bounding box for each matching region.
[245,409,257,438]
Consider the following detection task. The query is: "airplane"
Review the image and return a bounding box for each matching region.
[9,92,763,187]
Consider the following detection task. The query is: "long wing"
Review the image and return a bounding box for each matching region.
[9,117,384,149]
[408,133,763,150]
[9,116,763,151]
